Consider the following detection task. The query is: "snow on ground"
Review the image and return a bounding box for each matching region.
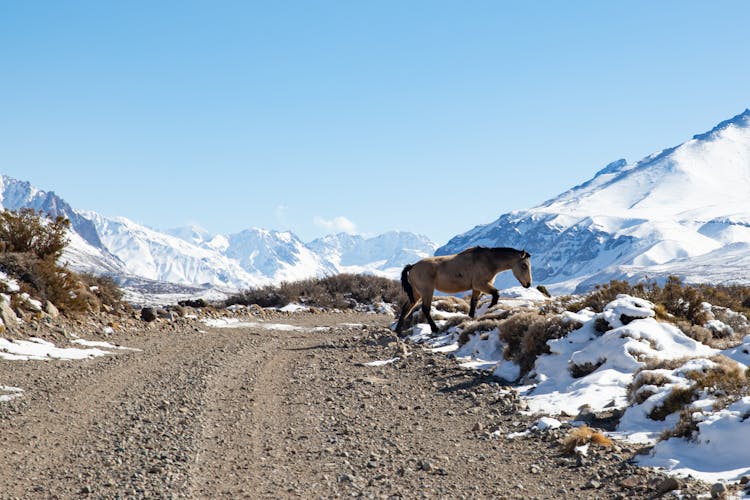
[362,357,401,367]
[0,385,23,402]
[0,337,121,361]
[1,334,139,402]
[70,338,141,351]
[202,317,329,333]
[637,397,750,483]
[402,287,750,484]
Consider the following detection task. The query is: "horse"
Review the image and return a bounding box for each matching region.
[395,246,532,335]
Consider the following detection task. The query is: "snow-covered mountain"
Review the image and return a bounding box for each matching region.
[308,232,437,277]
[438,109,750,293]
[0,177,126,275]
[0,175,435,296]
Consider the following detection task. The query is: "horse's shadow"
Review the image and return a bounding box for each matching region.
[433,366,500,395]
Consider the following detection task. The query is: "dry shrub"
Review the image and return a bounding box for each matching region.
[660,358,749,441]
[570,276,750,329]
[441,315,470,332]
[79,273,123,310]
[628,371,673,405]
[224,274,402,310]
[649,387,695,421]
[458,318,503,345]
[0,253,85,314]
[567,280,645,313]
[0,210,126,317]
[594,316,612,333]
[569,359,606,379]
[0,208,70,259]
[688,355,747,395]
[432,296,469,314]
[646,355,747,422]
[661,406,701,440]
[676,321,713,345]
[500,313,576,376]
[0,252,123,316]
[561,425,613,454]
[640,356,694,371]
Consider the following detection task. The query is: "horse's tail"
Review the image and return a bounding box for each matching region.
[401,264,415,303]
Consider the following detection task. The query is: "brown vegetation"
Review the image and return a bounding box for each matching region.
[560,425,613,454]
[0,208,69,259]
[223,273,402,310]
[0,209,123,317]
[565,276,750,346]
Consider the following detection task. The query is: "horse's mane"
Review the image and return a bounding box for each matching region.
[458,246,521,256]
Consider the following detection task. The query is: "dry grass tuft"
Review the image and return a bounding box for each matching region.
[433,296,470,314]
[561,425,613,454]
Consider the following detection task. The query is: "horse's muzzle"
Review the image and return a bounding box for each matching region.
[524,282,532,288]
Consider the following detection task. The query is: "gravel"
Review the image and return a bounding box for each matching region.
[0,310,741,498]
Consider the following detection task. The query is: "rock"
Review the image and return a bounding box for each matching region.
[0,300,19,327]
[711,482,727,498]
[338,473,355,483]
[157,309,174,320]
[655,477,680,495]
[741,476,750,485]
[619,477,640,489]
[585,479,601,489]
[140,307,157,322]
[44,301,60,318]
[419,460,434,472]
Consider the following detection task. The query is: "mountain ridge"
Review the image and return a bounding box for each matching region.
[0,175,437,299]
[438,109,750,292]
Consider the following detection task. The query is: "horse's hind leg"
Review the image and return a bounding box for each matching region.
[421,291,439,333]
[396,294,422,335]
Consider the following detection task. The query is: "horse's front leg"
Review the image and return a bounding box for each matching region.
[468,290,481,318]
[489,288,499,308]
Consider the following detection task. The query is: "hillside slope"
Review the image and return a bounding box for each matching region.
[438,109,750,292]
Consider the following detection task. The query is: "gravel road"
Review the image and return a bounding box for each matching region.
[0,312,723,499]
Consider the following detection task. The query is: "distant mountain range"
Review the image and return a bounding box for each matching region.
[5,109,750,301]
[438,109,750,293]
[0,175,437,301]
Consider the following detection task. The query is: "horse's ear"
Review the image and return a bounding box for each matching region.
[521,250,531,259]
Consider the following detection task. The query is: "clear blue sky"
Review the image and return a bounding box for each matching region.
[2,1,749,245]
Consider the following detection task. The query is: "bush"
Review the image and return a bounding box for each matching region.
[224,273,402,310]
[79,273,124,311]
[634,355,748,426]
[498,313,577,376]
[0,257,124,318]
[0,253,92,314]
[0,208,70,259]
[566,280,645,313]
[569,276,750,329]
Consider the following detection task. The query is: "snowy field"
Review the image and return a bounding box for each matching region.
[403,286,750,486]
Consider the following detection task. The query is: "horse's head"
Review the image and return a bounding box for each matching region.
[511,250,532,288]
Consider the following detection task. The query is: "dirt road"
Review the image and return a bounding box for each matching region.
[0,312,716,498]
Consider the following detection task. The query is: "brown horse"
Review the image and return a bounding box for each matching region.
[395,246,532,335]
